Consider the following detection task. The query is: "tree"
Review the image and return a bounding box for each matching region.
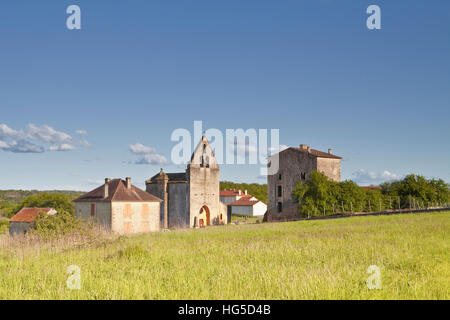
[292,171,449,217]
[12,193,75,217]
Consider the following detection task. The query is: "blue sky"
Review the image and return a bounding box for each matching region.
[0,0,449,191]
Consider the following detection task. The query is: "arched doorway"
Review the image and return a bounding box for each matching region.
[198,205,210,227]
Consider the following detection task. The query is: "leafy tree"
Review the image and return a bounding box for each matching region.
[220,181,268,203]
[12,193,75,217]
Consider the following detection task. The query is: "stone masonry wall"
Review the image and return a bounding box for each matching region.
[316,157,341,182]
[75,202,112,229]
[111,201,160,234]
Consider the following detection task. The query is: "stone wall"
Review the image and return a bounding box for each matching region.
[268,148,341,221]
[111,201,160,234]
[268,149,316,221]
[317,157,341,182]
[146,182,165,227]
[167,182,189,228]
[75,201,112,229]
[9,221,32,236]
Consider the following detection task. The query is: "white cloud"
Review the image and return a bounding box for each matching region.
[0,123,89,154]
[135,153,169,165]
[0,140,45,153]
[352,169,400,185]
[0,124,20,139]
[76,130,88,135]
[129,143,156,155]
[49,143,76,151]
[87,179,104,185]
[26,124,72,144]
[128,142,168,165]
[380,170,400,180]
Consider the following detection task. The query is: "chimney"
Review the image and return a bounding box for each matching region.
[307,146,311,153]
[104,178,110,198]
[126,177,131,190]
[239,190,242,195]
[300,144,308,150]
[244,190,247,195]
[328,148,333,155]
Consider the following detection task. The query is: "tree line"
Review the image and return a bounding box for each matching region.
[293,171,450,217]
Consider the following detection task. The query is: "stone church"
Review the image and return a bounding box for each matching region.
[146,136,228,229]
[267,144,342,221]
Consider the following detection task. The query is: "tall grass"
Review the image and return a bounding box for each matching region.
[0,212,448,300]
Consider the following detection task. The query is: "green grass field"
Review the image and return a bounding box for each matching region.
[0,212,448,299]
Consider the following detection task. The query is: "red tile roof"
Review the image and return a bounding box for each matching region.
[230,199,260,206]
[10,207,53,223]
[220,190,241,197]
[74,179,162,203]
[361,186,379,190]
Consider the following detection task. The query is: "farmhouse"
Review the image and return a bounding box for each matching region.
[229,195,267,217]
[9,207,57,236]
[74,178,161,235]
[146,136,228,229]
[267,144,341,221]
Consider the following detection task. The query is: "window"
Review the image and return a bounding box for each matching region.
[277,202,282,213]
[278,174,282,180]
[200,156,204,167]
[277,185,282,197]
[90,203,95,217]
[301,172,306,180]
[206,156,210,168]
[203,144,206,153]
[142,204,149,219]
[124,203,132,219]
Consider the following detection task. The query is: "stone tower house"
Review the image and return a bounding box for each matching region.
[267,145,342,221]
[146,136,227,229]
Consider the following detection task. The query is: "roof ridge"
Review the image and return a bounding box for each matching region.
[110,179,124,200]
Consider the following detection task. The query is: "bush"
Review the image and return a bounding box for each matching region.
[0,220,9,234]
[32,210,83,238]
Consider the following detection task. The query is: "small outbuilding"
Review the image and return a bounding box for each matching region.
[229,195,267,217]
[9,207,57,236]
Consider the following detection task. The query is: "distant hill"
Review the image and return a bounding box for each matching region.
[0,190,84,204]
